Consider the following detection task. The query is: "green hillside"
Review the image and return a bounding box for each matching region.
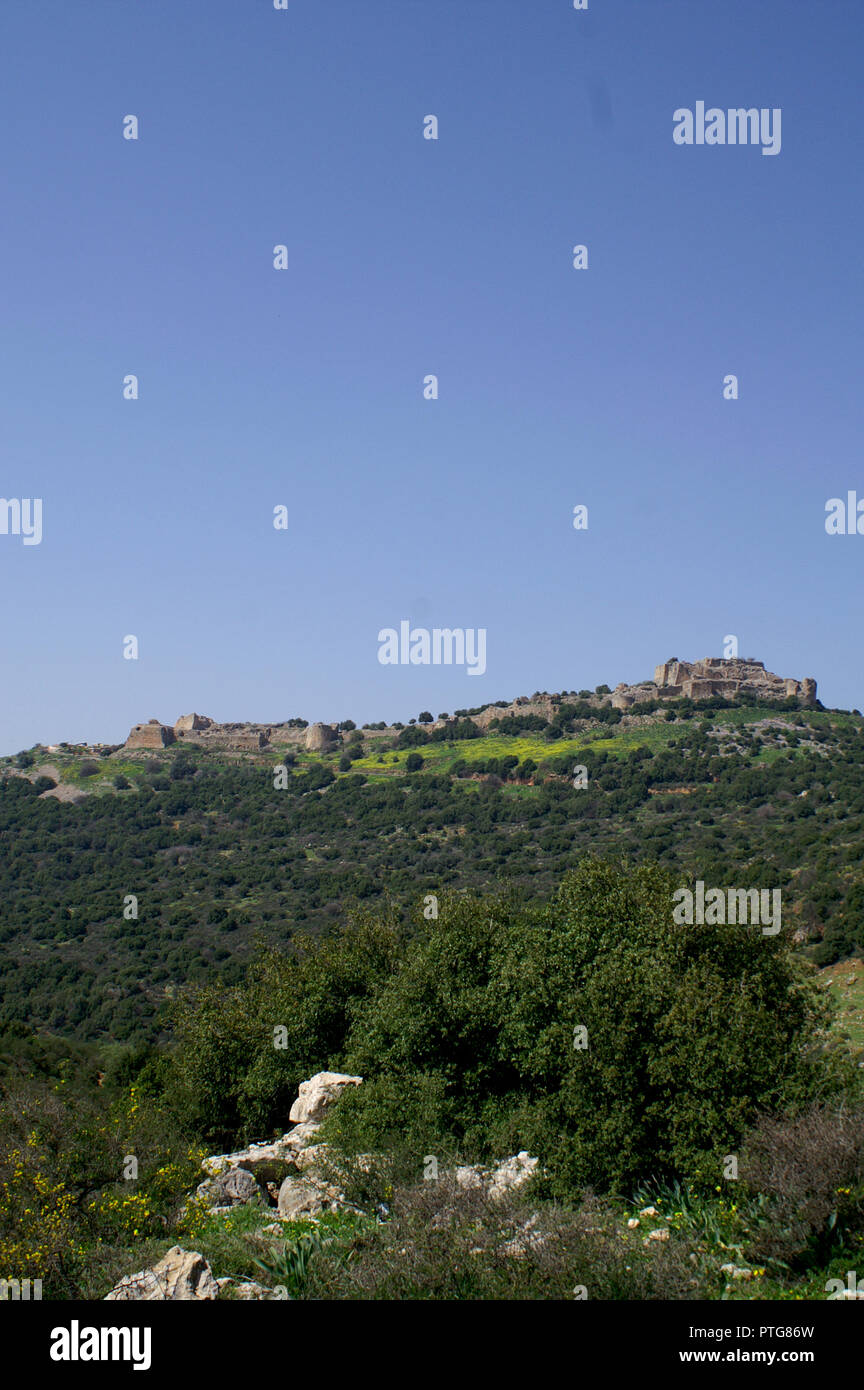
[1,692,863,1043]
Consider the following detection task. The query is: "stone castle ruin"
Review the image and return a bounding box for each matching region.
[611,657,817,710]
[471,657,818,728]
[121,659,817,756]
[125,719,176,750]
[122,713,319,755]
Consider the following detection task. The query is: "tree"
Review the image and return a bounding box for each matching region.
[418,711,433,724]
[337,860,848,1192]
[405,753,424,772]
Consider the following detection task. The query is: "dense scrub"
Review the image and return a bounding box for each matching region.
[1,860,862,1299]
[2,701,864,1042]
[164,860,855,1190]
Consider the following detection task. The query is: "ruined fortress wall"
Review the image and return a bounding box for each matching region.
[174,713,213,733]
[125,723,175,749]
[639,658,816,707]
[231,732,271,750]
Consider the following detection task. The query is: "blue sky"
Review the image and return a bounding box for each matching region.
[1,0,862,752]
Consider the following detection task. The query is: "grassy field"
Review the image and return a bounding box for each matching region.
[343,706,855,776]
[822,958,864,1058]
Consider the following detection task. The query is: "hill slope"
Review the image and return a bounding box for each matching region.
[2,687,864,1042]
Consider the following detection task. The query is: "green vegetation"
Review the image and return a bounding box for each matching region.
[2,698,863,1041]
[2,691,864,1299]
[1,859,862,1300]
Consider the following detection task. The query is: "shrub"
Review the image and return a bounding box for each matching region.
[299,1180,704,1301]
[739,1105,864,1264]
[165,862,855,1196]
[338,861,850,1191]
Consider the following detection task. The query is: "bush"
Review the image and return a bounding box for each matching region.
[739,1104,864,1264]
[0,1075,202,1297]
[337,861,850,1192]
[298,1180,704,1301]
[165,861,856,1196]
[166,908,407,1146]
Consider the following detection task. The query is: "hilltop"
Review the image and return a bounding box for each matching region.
[1,656,863,1044]
[112,654,821,755]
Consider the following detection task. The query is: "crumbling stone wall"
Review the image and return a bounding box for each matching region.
[125,721,176,749]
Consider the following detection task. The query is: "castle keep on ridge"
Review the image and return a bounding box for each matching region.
[611,657,817,710]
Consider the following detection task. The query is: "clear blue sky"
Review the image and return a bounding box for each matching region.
[1,0,862,753]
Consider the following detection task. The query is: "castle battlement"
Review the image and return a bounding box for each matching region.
[611,658,817,709]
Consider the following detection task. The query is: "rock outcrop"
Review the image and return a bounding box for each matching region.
[276,1175,347,1220]
[454,1151,539,1202]
[106,1069,545,1300]
[289,1072,362,1125]
[105,1246,220,1301]
[104,1246,279,1301]
[197,1072,364,1226]
[196,1165,267,1210]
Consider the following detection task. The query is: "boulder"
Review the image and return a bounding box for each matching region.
[216,1278,275,1300]
[276,1177,330,1220]
[284,1121,323,1149]
[288,1071,362,1125]
[202,1133,309,1180]
[105,1247,219,1301]
[488,1151,539,1200]
[454,1151,539,1202]
[197,1166,266,1208]
[293,1143,333,1173]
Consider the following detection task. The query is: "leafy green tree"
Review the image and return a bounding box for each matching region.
[335,861,850,1192]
